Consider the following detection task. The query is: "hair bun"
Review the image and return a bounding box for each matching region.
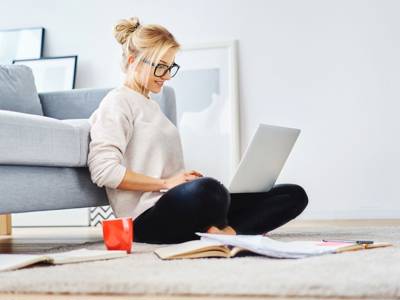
[113,17,141,45]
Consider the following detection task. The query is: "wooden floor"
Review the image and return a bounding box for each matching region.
[0,226,103,254]
[0,219,399,300]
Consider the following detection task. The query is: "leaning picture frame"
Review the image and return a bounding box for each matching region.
[0,27,44,64]
[165,40,240,186]
[13,55,78,93]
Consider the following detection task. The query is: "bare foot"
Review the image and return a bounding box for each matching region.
[222,225,236,235]
[206,225,236,235]
[206,226,225,234]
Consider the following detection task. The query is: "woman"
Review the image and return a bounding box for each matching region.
[88,17,308,244]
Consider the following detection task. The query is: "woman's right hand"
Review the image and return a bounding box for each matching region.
[164,170,203,189]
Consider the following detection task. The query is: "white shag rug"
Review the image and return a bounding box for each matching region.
[0,226,398,298]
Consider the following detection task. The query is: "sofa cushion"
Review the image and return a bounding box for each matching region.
[0,65,43,115]
[0,110,90,167]
[39,88,111,119]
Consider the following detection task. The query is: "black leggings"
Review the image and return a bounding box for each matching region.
[133,176,308,244]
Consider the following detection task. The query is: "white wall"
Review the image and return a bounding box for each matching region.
[1,0,399,219]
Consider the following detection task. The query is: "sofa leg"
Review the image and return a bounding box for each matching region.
[0,214,12,236]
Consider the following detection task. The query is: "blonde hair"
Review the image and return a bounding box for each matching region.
[113,17,180,95]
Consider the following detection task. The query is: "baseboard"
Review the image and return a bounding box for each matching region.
[298,208,400,220]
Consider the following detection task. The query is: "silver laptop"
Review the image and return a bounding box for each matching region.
[228,123,300,193]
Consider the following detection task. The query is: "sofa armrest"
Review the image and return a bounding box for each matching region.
[39,88,112,120]
[0,110,89,167]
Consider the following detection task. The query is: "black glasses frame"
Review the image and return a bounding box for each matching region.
[142,59,180,78]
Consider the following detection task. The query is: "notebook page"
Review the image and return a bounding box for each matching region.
[154,239,225,259]
[0,254,48,272]
[48,248,128,264]
[196,233,342,258]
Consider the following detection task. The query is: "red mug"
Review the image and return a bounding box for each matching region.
[101,217,133,253]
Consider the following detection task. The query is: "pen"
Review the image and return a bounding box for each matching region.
[322,239,374,244]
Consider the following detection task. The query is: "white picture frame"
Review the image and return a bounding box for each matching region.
[13,56,77,93]
[0,27,44,64]
[166,40,240,186]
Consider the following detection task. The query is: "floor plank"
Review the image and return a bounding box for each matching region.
[0,226,103,254]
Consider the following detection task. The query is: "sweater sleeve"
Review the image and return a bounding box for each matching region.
[87,96,133,189]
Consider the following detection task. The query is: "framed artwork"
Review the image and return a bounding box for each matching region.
[13,55,77,93]
[166,40,240,186]
[0,27,44,64]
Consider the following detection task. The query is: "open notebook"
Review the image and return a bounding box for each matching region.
[0,248,128,272]
[154,233,392,260]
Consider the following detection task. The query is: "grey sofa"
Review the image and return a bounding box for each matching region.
[0,65,178,216]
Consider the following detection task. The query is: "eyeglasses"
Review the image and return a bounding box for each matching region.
[142,59,180,78]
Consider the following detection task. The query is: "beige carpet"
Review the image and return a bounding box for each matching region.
[0,226,399,298]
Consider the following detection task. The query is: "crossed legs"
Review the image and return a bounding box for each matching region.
[133,177,308,244]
